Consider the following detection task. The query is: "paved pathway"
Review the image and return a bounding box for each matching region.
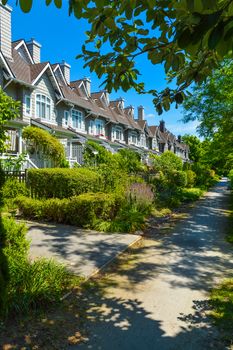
[26,222,141,278]
[74,179,233,349]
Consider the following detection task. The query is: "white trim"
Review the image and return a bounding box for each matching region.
[24,94,31,116]
[32,62,63,97]
[0,52,14,77]
[35,93,52,121]
[77,81,89,98]
[53,64,67,86]
[14,40,34,64]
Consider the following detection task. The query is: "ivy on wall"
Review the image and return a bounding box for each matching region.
[22,126,66,167]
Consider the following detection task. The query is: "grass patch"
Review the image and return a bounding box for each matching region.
[210,279,233,344]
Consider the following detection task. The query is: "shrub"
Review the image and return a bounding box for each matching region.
[185,170,196,188]
[127,182,154,208]
[16,192,120,228]
[228,169,233,188]
[22,126,66,167]
[1,216,81,316]
[152,151,183,172]
[27,168,102,199]
[180,188,204,202]
[1,178,29,200]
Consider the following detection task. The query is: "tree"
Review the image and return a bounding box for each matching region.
[182,61,233,173]
[181,135,202,163]
[5,0,233,114]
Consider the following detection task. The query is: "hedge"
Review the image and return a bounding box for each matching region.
[16,192,120,227]
[27,168,102,199]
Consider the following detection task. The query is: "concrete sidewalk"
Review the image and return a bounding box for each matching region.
[25,221,141,278]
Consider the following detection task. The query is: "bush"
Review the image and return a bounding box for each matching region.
[16,192,120,228]
[185,170,196,188]
[228,169,233,188]
[22,126,66,167]
[180,188,204,202]
[27,168,102,199]
[1,216,80,316]
[1,178,29,200]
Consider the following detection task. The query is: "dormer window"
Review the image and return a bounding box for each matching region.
[36,94,51,120]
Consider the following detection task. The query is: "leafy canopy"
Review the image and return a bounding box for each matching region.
[5,0,233,114]
[182,60,233,172]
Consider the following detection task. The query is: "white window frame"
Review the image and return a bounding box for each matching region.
[115,126,123,141]
[71,109,84,130]
[64,110,70,127]
[35,94,52,121]
[25,95,31,116]
[131,132,138,144]
[89,120,95,134]
[95,119,104,135]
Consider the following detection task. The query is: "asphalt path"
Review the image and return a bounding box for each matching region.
[75,179,233,350]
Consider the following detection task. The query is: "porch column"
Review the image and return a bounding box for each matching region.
[18,128,23,154]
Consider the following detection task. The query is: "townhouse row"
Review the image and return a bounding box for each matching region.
[0,3,189,167]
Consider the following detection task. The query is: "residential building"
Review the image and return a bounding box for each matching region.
[0,3,189,167]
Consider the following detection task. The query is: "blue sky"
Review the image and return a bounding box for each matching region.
[8,0,198,136]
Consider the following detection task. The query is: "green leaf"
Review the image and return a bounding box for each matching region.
[46,0,53,5]
[19,0,33,13]
[54,0,62,9]
[208,23,224,49]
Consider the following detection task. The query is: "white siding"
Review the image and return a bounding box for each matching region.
[31,73,56,124]
[0,4,12,59]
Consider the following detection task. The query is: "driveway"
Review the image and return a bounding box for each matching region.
[75,179,233,349]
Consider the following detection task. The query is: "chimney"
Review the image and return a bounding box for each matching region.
[159,120,165,133]
[118,97,124,110]
[177,135,182,143]
[83,77,91,97]
[60,60,71,84]
[124,105,134,118]
[0,3,12,59]
[26,39,41,63]
[137,105,144,120]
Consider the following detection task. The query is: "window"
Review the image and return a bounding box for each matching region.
[64,111,69,127]
[131,132,137,144]
[25,95,31,116]
[96,119,104,135]
[36,94,51,120]
[89,120,95,134]
[115,126,123,140]
[71,109,84,130]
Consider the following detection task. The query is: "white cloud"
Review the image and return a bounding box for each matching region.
[145,113,156,118]
[166,120,199,136]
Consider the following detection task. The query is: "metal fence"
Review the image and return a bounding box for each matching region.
[3,170,27,183]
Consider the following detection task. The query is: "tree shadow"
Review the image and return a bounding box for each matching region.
[0,280,226,350]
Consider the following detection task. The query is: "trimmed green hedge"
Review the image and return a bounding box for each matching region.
[16,192,120,227]
[27,168,102,199]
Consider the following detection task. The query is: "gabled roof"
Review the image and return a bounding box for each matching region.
[31,62,63,96]
[52,63,67,86]
[12,39,34,64]
[149,125,158,136]
[6,48,31,84]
